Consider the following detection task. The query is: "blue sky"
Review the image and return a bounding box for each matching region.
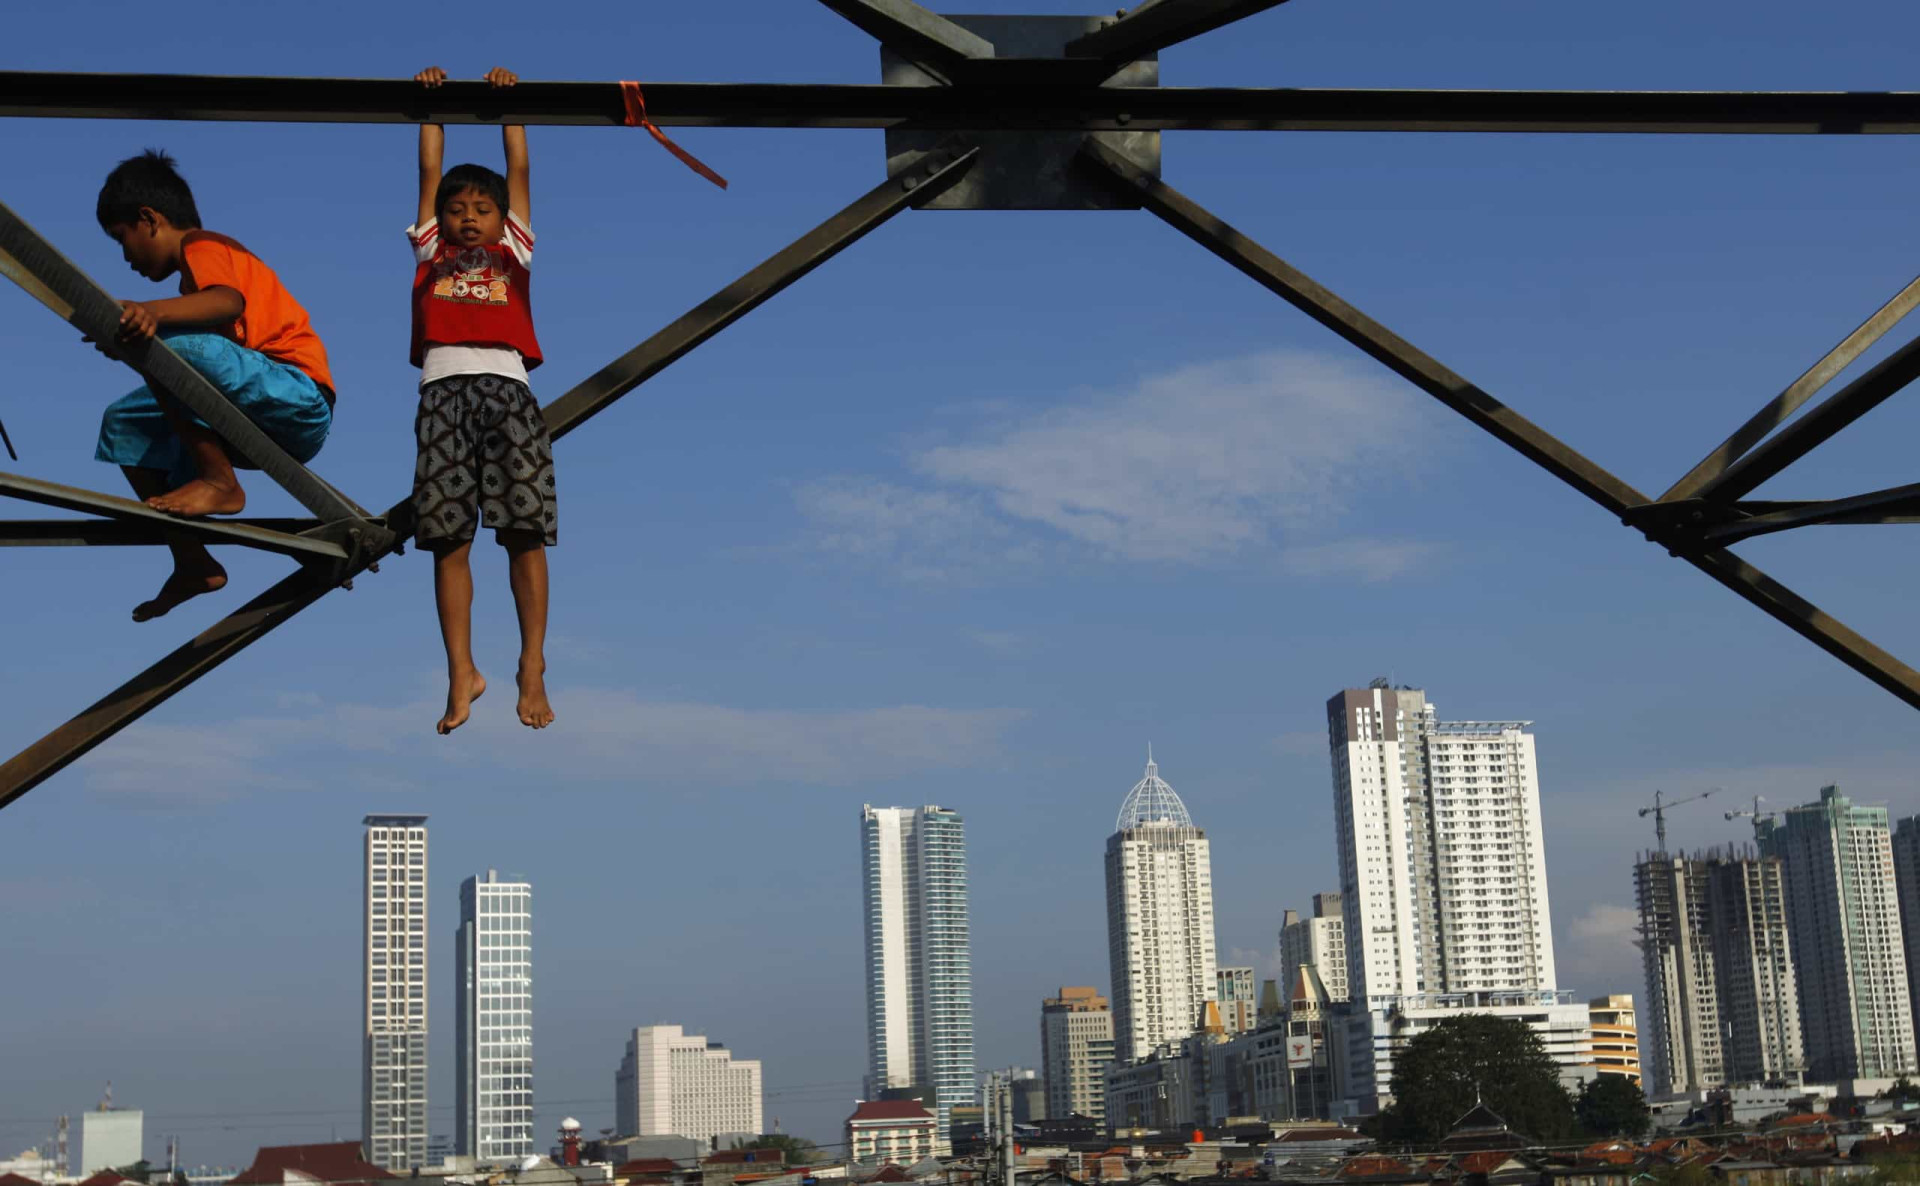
[7,0,1920,1168]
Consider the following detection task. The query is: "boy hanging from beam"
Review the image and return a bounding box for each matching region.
[409,66,557,734]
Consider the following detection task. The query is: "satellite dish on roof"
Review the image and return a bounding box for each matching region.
[521,1156,543,1172]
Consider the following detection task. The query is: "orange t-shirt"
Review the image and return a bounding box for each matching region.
[179,230,335,395]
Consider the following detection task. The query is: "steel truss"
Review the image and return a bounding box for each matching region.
[4,0,1920,810]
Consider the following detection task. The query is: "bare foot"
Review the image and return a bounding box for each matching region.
[147,478,245,517]
[516,662,555,729]
[132,559,228,622]
[437,668,487,735]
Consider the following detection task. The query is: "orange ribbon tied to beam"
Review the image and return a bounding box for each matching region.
[620,81,729,190]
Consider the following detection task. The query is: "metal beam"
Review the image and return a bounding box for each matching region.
[1077,138,1920,715]
[0,565,336,811]
[1685,547,1920,712]
[1077,138,1643,516]
[0,201,386,548]
[814,0,995,78]
[1691,331,1920,503]
[0,517,352,547]
[7,73,1920,133]
[1067,0,1294,63]
[0,472,348,561]
[1701,483,1920,544]
[542,144,980,441]
[1663,273,1920,502]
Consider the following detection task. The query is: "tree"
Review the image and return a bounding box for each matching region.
[1378,1014,1576,1146]
[1576,1075,1651,1138]
[731,1135,819,1165]
[1884,1077,1918,1103]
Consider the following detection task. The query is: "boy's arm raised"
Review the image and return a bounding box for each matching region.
[415,66,446,230]
[487,67,531,225]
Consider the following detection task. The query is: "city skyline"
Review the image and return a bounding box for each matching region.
[17,0,1920,1164]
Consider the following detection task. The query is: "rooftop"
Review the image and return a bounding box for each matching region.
[1114,747,1194,831]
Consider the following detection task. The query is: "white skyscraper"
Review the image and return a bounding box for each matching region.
[1326,683,1556,1001]
[1280,892,1349,1005]
[456,870,533,1163]
[363,814,429,1172]
[1104,751,1218,1063]
[1764,786,1917,1080]
[1040,987,1114,1124]
[615,1025,762,1146]
[861,805,975,1144]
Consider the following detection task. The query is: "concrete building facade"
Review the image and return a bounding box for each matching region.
[1765,787,1917,1080]
[1040,986,1114,1124]
[1216,966,1257,1036]
[1104,751,1218,1063]
[363,814,429,1171]
[845,1100,937,1167]
[80,1111,141,1176]
[1587,995,1642,1085]
[455,870,533,1163]
[1337,990,1594,1116]
[1325,684,1556,1003]
[614,1025,762,1148]
[860,804,975,1144]
[1279,892,1348,1006]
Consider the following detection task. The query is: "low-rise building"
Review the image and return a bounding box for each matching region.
[845,1101,937,1167]
[1588,996,1642,1085]
[1337,990,1594,1116]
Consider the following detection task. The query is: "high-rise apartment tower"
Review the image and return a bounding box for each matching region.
[861,805,975,1144]
[1635,847,1803,1094]
[1280,892,1349,1006]
[456,871,533,1162]
[1764,787,1916,1080]
[1040,987,1115,1124]
[1326,684,1555,1003]
[1104,751,1218,1062]
[363,814,429,1171]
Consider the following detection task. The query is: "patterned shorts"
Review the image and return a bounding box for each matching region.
[412,373,557,548]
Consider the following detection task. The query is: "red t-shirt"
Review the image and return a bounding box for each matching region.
[407,213,543,374]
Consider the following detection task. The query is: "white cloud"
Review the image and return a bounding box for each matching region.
[1226,944,1287,983]
[793,350,1440,575]
[76,687,1025,802]
[1280,538,1442,583]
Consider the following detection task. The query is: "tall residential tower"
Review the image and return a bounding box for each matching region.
[456,871,533,1162]
[363,815,429,1171]
[1104,751,1218,1062]
[861,805,975,1144]
[1765,787,1916,1080]
[1040,987,1114,1124]
[1326,684,1556,1002]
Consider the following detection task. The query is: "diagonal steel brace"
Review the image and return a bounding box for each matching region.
[1076,137,1920,712]
[0,200,393,563]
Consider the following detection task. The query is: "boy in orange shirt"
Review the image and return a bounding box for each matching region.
[93,150,336,621]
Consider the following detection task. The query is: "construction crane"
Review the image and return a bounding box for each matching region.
[1726,795,1777,840]
[1639,787,1720,853]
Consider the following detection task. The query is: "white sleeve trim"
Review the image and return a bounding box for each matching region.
[406,222,439,264]
[503,210,535,269]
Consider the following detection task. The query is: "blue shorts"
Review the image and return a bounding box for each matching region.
[95,331,333,485]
